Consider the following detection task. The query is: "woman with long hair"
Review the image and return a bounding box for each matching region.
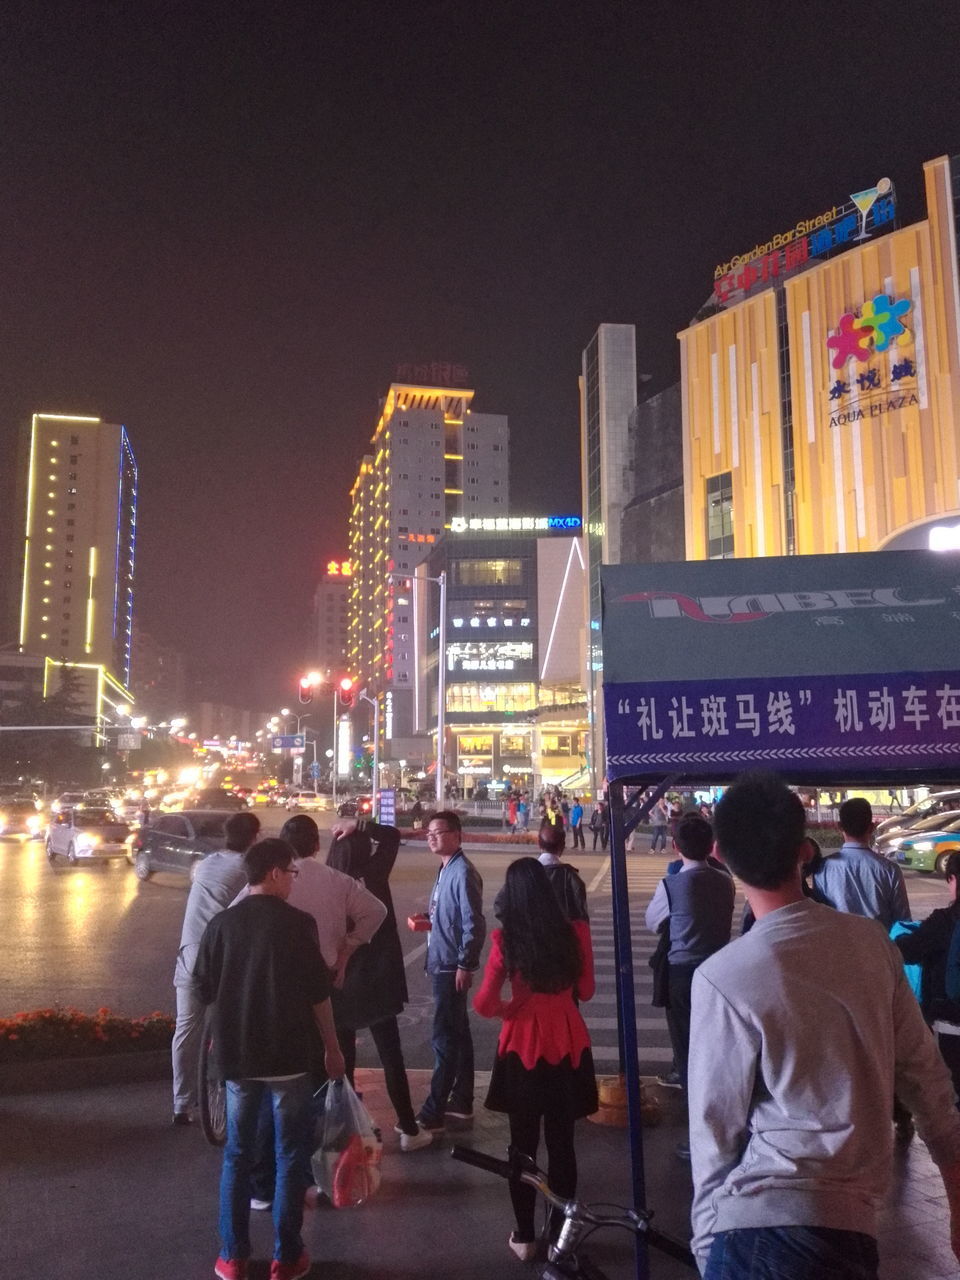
[474,857,598,1262]
[326,818,432,1151]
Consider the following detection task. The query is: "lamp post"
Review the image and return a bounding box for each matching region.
[358,689,380,820]
[388,569,447,808]
[331,686,339,808]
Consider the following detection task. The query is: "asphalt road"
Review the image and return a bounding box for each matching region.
[2,809,950,1077]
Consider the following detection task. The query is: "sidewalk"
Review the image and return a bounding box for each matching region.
[2,1067,957,1279]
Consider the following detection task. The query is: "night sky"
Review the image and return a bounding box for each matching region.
[1,1,958,709]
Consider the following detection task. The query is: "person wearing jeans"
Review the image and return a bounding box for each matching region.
[418,811,486,1131]
[195,838,345,1280]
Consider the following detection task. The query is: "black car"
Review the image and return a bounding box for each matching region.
[191,789,248,811]
[336,795,373,818]
[130,809,233,881]
[0,797,45,839]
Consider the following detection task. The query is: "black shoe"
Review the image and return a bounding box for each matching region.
[657,1070,683,1090]
[171,1111,192,1127]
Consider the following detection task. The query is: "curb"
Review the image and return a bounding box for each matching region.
[0,1047,171,1095]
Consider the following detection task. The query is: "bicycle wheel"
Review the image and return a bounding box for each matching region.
[198,1011,227,1147]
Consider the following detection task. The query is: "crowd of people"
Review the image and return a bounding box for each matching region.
[171,776,960,1280]
[173,806,598,1280]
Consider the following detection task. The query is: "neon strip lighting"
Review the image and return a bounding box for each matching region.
[539,539,581,681]
[19,416,39,646]
[85,546,97,651]
[36,413,100,422]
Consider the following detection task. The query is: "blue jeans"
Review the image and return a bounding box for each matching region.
[650,826,667,852]
[704,1226,879,1279]
[420,970,474,1123]
[219,1076,313,1264]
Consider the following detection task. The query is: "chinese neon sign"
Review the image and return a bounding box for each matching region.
[825,293,919,429]
[326,560,353,576]
[450,515,582,533]
[712,180,896,306]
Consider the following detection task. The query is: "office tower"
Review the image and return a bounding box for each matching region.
[579,325,638,795]
[17,413,137,687]
[348,378,509,747]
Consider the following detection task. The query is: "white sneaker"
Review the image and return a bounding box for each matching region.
[250,1197,272,1211]
[395,1123,434,1151]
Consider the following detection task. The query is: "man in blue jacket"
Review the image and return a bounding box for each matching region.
[417,810,486,1133]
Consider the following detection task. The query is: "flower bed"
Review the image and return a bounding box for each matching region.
[0,1006,175,1065]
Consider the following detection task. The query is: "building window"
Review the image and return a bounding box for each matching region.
[70,434,79,444]
[446,682,536,714]
[453,558,523,587]
[706,472,734,559]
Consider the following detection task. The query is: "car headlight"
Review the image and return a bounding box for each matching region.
[79,834,101,849]
[27,816,42,833]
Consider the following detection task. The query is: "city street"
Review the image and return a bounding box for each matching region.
[3,813,950,1078]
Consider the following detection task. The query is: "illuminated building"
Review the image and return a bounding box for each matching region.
[680,155,960,562]
[579,324,638,795]
[419,522,588,794]
[17,414,137,687]
[313,561,351,677]
[347,380,509,745]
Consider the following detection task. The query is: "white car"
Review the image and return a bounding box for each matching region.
[284,790,329,812]
[46,806,132,865]
[51,790,87,814]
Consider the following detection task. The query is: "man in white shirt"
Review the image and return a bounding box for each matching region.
[689,771,960,1278]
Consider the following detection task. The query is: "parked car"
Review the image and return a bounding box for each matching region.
[882,812,960,874]
[129,809,234,880]
[284,790,329,812]
[875,790,960,841]
[46,807,132,864]
[0,798,45,839]
[336,794,373,818]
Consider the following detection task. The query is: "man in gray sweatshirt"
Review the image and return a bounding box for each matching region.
[689,771,960,1278]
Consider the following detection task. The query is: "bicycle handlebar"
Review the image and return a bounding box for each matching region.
[450,1145,698,1271]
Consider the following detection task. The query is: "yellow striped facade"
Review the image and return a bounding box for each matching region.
[681,155,960,558]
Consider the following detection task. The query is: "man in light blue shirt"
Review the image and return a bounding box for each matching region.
[811,797,910,931]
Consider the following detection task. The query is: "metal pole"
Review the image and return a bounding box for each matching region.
[436,569,447,809]
[372,695,380,820]
[608,779,649,1280]
[332,689,339,808]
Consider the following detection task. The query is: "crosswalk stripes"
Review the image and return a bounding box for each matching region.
[582,855,747,1072]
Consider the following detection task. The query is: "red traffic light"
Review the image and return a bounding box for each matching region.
[338,675,357,709]
[298,671,322,705]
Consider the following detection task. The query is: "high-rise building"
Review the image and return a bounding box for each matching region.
[15,412,137,727]
[313,559,352,677]
[347,380,509,747]
[579,325,638,794]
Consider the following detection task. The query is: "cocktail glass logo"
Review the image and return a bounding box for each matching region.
[826,294,912,370]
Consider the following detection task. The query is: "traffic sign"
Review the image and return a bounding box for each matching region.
[379,788,396,825]
[271,734,305,750]
[308,761,320,779]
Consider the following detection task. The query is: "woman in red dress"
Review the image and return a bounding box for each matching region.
[474,857,598,1261]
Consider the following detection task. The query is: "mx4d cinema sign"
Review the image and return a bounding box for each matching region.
[824,292,919,429]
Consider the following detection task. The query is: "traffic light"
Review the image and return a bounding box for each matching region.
[338,675,356,709]
[298,671,322,705]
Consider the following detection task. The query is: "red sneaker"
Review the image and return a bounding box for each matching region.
[270,1253,310,1280]
[214,1260,248,1280]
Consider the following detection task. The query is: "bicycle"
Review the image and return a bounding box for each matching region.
[198,1009,227,1147]
[451,1145,697,1278]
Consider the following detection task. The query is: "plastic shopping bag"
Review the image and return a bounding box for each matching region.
[311,1079,383,1208]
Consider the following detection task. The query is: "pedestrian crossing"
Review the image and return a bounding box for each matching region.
[583,856,745,1073]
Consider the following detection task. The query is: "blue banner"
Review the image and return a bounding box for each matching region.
[605,669,960,777]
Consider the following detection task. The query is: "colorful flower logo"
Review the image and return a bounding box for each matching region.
[826,293,911,369]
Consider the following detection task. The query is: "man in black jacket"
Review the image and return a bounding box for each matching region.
[195,838,345,1280]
